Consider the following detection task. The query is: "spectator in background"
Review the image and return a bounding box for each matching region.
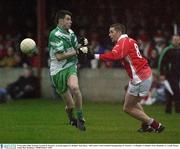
[153,30,166,55]
[137,30,153,58]
[88,32,107,69]
[14,53,26,67]
[0,34,6,59]
[6,67,39,99]
[0,0,179,69]
[158,35,180,113]
[148,50,159,68]
[0,45,6,59]
[4,34,14,49]
[0,46,17,67]
[0,88,10,103]
[141,73,167,105]
[154,75,167,103]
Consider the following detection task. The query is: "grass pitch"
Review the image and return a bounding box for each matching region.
[0,99,180,143]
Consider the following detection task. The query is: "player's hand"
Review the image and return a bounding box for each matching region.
[79,37,88,46]
[76,46,88,55]
[79,46,88,53]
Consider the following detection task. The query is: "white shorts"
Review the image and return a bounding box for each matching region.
[127,75,152,97]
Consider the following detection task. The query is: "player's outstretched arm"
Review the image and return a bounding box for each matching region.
[87,50,121,61]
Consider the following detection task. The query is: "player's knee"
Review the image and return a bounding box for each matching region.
[123,105,131,113]
[70,85,80,94]
[123,106,128,113]
[65,99,75,107]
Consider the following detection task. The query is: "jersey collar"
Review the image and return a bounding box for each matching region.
[118,34,128,41]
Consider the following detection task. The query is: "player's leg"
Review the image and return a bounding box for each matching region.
[68,75,82,110]
[67,65,86,131]
[124,81,150,122]
[171,77,180,113]
[135,102,153,132]
[165,92,173,113]
[123,93,151,122]
[124,76,165,132]
[176,77,180,113]
[68,74,86,131]
[61,90,77,126]
[140,76,165,132]
[51,69,77,127]
[175,91,180,113]
[123,93,152,132]
[124,93,164,132]
[135,102,144,112]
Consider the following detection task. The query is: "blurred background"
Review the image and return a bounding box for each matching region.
[0,0,180,102]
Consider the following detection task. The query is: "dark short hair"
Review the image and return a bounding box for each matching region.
[110,23,126,34]
[55,10,72,24]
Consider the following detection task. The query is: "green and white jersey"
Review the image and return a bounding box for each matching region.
[48,26,78,75]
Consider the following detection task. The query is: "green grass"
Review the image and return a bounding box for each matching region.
[0,99,180,143]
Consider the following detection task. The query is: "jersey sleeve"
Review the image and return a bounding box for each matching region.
[99,38,128,61]
[48,32,64,53]
[71,34,78,49]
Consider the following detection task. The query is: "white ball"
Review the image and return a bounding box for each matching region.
[20,38,36,54]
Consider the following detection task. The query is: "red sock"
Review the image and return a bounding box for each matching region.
[150,120,159,129]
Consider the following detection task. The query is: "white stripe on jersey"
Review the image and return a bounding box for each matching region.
[126,56,142,84]
[50,41,63,46]
[55,30,71,40]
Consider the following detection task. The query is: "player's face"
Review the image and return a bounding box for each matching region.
[62,15,72,30]
[109,27,121,42]
[172,35,180,47]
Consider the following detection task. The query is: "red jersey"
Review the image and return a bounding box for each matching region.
[99,34,152,84]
